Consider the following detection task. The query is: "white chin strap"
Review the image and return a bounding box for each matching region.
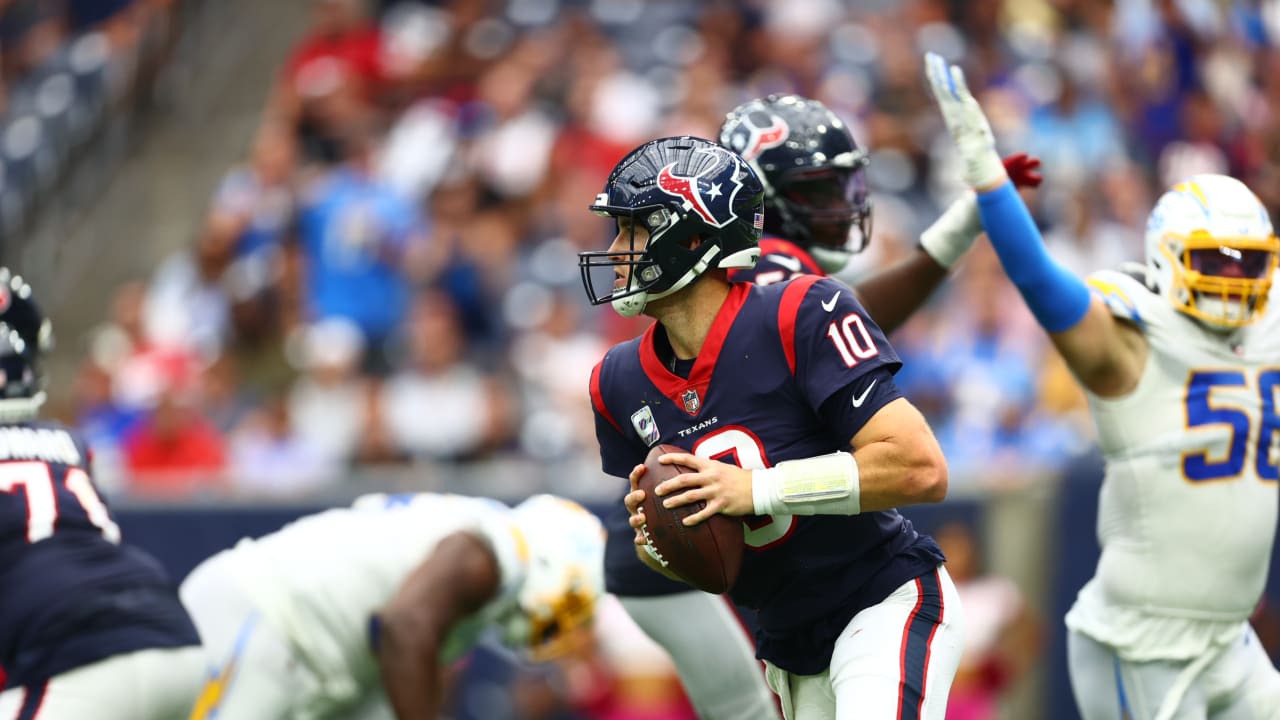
[0,393,46,423]
[610,247,722,318]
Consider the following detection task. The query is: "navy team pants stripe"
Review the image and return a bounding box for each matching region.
[15,681,47,720]
[896,569,945,720]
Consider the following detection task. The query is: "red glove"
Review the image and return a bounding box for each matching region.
[1003,153,1043,188]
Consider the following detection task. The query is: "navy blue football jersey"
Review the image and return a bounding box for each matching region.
[727,236,824,286]
[0,421,198,689]
[590,277,944,674]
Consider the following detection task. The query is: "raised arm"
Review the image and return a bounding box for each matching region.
[375,531,501,719]
[855,154,1042,334]
[923,52,1146,397]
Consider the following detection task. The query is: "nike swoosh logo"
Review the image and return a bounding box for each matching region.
[821,291,840,312]
[765,254,803,272]
[851,379,877,408]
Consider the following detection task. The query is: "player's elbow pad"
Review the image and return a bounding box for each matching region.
[752,452,860,516]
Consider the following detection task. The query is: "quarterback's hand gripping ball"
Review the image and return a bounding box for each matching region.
[627,444,744,594]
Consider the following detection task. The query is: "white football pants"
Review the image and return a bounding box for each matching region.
[619,591,782,720]
[1069,625,1280,720]
[0,646,204,720]
[762,567,964,720]
[180,552,393,720]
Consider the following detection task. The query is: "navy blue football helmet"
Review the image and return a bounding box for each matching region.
[0,268,53,420]
[579,136,764,317]
[719,94,872,272]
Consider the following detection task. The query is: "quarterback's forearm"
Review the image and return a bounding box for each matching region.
[851,433,948,512]
[849,397,947,511]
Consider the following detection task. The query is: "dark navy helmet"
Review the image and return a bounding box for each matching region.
[0,268,52,420]
[719,94,872,272]
[579,136,764,317]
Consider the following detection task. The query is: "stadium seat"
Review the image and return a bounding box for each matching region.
[35,73,76,168]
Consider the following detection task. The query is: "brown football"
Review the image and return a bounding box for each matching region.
[636,443,744,594]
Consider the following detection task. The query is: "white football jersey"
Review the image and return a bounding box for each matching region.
[1065,269,1280,661]
[217,493,528,706]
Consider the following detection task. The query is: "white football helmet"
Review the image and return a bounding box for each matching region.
[500,495,605,659]
[1145,174,1279,329]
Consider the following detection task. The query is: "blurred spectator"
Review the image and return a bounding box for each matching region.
[1041,184,1135,277]
[56,0,1280,505]
[227,392,336,497]
[204,121,300,300]
[935,521,1043,720]
[379,289,513,460]
[509,288,607,461]
[0,0,66,86]
[91,281,201,412]
[1022,62,1125,189]
[122,387,227,496]
[286,318,370,466]
[295,121,422,373]
[931,245,1045,482]
[277,0,386,164]
[197,352,256,434]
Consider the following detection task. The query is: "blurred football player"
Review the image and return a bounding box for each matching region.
[590,97,1039,720]
[927,52,1280,719]
[0,269,204,719]
[719,94,1042,330]
[580,136,965,720]
[180,492,604,719]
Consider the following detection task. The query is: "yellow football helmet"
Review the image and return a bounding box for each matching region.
[501,495,605,660]
[1144,174,1279,329]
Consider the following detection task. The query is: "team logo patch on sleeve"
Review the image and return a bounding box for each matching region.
[631,406,661,446]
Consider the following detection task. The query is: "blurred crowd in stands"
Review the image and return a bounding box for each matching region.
[0,0,177,242]
[34,0,1280,499]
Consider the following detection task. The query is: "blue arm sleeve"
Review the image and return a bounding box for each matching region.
[977,181,1092,333]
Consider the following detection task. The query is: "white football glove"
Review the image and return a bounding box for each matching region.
[924,52,1008,190]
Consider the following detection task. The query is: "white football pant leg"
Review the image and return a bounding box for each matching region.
[181,552,320,719]
[806,566,961,720]
[0,646,204,720]
[1198,626,1280,720]
[763,662,834,720]
[619,591,781,720]
[1068,628,1213,720]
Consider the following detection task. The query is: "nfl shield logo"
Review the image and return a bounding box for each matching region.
[682,388,700,414]
[631,406,661,446]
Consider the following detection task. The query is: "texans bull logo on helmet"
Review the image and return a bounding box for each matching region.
[656,148,747,229]
[727,113,790,162]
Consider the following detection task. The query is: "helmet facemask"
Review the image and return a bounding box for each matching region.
[578,202,723,318]
[500,566,598,661]
[499,495,605,661]
[578,137,765,318]
[768,154,872,273]
[1158,230,1279,330]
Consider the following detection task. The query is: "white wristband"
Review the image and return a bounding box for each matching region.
[751,452,861,516]
[919,191,982,268]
